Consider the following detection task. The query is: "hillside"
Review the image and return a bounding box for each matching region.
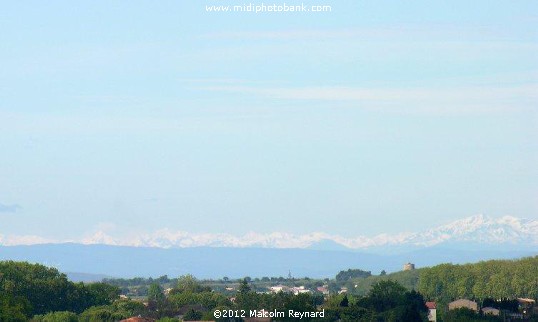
[346,256,538,302]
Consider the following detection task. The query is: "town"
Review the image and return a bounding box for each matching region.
[2,256,538,321]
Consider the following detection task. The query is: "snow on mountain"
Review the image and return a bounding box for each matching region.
[2,214,537,249]
[404,214,538,246]
[75,214,538,249]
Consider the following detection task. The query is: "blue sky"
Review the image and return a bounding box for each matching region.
[0,0,537,244]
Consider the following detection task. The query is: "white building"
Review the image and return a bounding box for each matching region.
[269,285,290,293]
[290,286,311,295]
[426,302,436,322]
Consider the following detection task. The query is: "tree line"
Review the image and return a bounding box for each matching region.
[0,261,122,321]
[417,256,538,301]
[2,256,538,321]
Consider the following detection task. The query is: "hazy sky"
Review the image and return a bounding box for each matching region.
[1,1,537,243]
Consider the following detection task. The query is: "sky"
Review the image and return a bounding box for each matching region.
[0,0,537,245]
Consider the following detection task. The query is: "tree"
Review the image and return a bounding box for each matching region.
[171,275,210,294]
[396,290,428,322]
[336,269,372,281]
[86,282,121,306]
[78,305,129,322]
[183,308,203,321]
[32,311,78,322]
[0,294,31,322]
[147,283,172,318]
[278,293,317,322]
[339,295,349,307]
[235,278,259,311]
[0,261,123,315]
[418,256,538,301]
[339,305,371,322]
[113,299,147,317]
[0,261,121,315]
[77,300,145,321]
[238,278,251,294]
[443,308,483,322]
[148,283,165,302]
[156,318,180,322]
[367,280,407,312]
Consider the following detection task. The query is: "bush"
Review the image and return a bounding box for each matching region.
[32,311,78,322]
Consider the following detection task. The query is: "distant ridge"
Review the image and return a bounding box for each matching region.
[65,272,113,283]
[0,243,535,279]
[307,239,353,251]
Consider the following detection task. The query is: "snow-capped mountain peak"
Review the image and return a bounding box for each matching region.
[404,214,538,247]
[2,214,537,250]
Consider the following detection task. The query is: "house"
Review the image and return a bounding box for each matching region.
[517,298,535,306]
[269,284,290,293]
[163,288,173,295]
[338,287,348,294]
[425,301,437,322]
[291,286,311,295]
[316,285,329,295]
[448,299,478,312]
[481,307,500,316]
[517,298,536,317]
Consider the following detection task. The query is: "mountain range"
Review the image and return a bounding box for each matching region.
[1,214,537,279]
[86,214,538,249]
[4,214,531,250]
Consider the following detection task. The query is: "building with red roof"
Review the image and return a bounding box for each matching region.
[426,301,437,322]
